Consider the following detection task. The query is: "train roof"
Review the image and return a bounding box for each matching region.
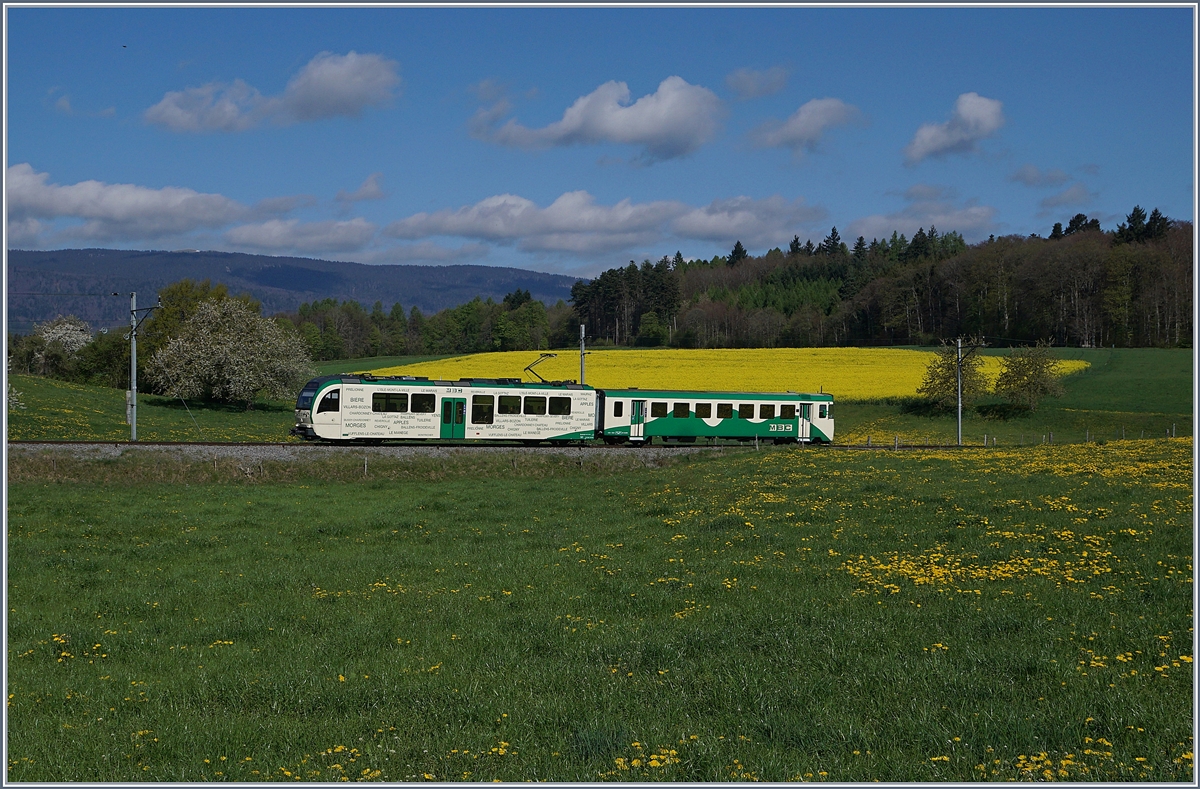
[304,375,592,390]
[302,376,833,399]
[598,387,834,400]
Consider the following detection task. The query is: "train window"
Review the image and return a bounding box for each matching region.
[442,401,453,425]
[827,403,834,418]
[781,404,796,420]
[801,403,811,420]
[523,396,546,415]
[613,401,624,418]
[316,389,340,413]
[372,392,408,413]
[651,402,668,418]
[471,395,495,424]
[760,404,775,419]
[695,402,712,419]
[411,393,436,413]
[819,404,827,419]
[738,403,755,419]
[672,403,690,418]
[716,403,733,419]
[549,396,572,416]
[498,395,522,415]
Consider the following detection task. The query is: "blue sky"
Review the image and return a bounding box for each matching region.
[5,5,1195,276]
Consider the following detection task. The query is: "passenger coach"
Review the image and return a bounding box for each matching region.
[597,388,833,444]
[292,375,597,444]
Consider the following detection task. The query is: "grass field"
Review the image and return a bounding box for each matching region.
[6,375,300,443]
[6,439,1192,781]
[13,347,1185,447]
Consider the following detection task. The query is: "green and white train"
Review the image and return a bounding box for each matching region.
[292,375,834,445]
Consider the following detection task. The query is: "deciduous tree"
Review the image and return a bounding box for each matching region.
[916,338,988,410]
[993,340,1064,411]
[147,299,314,409]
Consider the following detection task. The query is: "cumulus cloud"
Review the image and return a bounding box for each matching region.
[225,218,377,253]
[7,162,252,241]
[144,51,400,132]
[384,191,683,254]
[1038,184,1095,212]
[5,163,311,246]
[904,92,1005,164]
[670,196,826,248]
[335,173,386,205]
[847,188,998,243]
[751,98,862,154]
[383,190,825,255]
[725,66,788,100]
[475,76,723,161]
[1011,164,1070,187]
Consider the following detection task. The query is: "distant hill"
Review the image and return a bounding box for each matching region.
[6,249,581,334]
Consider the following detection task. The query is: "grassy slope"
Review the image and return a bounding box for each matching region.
[6,442,1192,782]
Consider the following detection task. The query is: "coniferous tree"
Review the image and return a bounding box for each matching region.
[728,240,748,266]
[1050,222,1064,240]
[1145,208,1172,240]
[788,235,803,256]
[852,236,868,262]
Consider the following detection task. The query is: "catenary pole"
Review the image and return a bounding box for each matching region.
[956,337,962,446]
[580,324,586,385]
[130,292,138,442]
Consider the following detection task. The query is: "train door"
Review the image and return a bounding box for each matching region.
[312,388,342,437]
[799,403,811,441]
[630,400,646,440]
[440,397,466,439]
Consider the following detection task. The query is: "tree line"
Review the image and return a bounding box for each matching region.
[573,205,1190,350]
[7,204,1190,407]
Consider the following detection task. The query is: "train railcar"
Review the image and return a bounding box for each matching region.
[596,388,834,444]
[292,375,597,443]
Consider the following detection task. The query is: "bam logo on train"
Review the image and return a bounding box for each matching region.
[293,375,833,445]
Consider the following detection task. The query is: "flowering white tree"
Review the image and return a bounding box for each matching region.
[36,315,93,355]
[147,299,315,409]
[7,357,25,412]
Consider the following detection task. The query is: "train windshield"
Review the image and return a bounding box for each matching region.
[296,383,320,410]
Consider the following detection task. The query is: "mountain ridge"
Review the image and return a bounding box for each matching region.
[6,248,581,334]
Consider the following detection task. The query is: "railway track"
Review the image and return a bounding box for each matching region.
[8,439,977,451]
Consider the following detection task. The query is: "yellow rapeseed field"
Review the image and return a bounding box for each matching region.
[372,348,1088,400]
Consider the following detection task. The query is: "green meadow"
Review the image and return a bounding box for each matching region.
[6,438,1193,782]
[7,347,1193,447]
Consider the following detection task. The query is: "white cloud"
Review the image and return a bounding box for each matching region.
[670,195,827,249]
[383,190,825,255]
[144,51,400,133]
[751,98,862,154]
[144,79,266,133]
[6,163,251,241]
[847,189,998,243]
[1039,184,1095,212]
[384,191,683,254]
[225,218,377,253]
[335,173,386,204]
[280,51,400,122]
[1011,164,1070,187]
[7,217,46,247]
[476,76,723,161]
[725,66,788,100]
[904,92,1005,164]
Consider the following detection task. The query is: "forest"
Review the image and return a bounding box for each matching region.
[8,206,1192,393]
